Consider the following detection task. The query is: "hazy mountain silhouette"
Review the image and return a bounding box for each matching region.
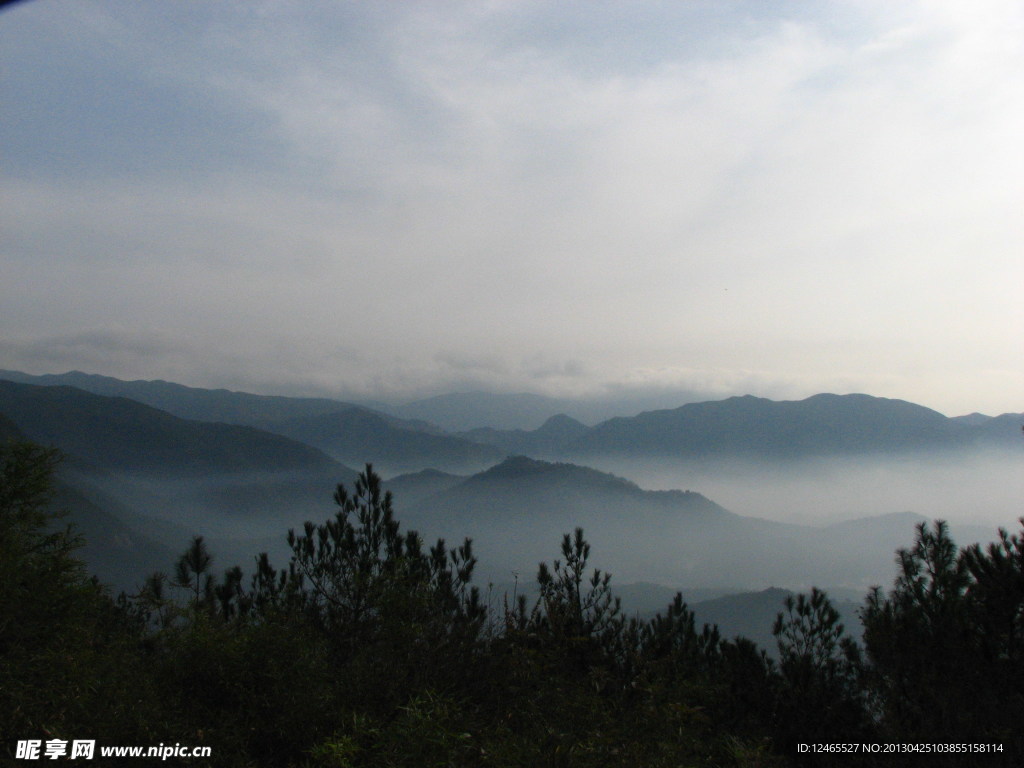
[51,475,175,593]
[0,370,499,474]
[397,456,930,591]
[0,381,358,569]
[3,372,1015,597]
[384,468,467,507]
[6,371,1019,462]
[380,388,719,430]
[382,391,586,431]
[0,380,343,476]
[0,409,174,592]
[458,413,590,456]
[691,587,795,652]
[567,393,1021,458]
[972,412,1024,446]
[0,369,359,425]
[264,407,503,475]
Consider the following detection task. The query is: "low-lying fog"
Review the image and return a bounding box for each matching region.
[578,449,1023,533]
[86,449,1022,600]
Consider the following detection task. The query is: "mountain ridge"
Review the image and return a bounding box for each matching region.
[0,380,344,476]
[566,392,1020,458]
[4,370,1020,473]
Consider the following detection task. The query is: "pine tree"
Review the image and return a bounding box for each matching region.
[773,588,868,759]
[174,535,213,607]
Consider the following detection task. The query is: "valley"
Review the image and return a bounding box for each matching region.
[1,370,1019,622]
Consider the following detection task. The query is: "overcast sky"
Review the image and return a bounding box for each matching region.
[2,0,1022,415]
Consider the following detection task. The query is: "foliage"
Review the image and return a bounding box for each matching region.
[772,589,868,762]
[861,520,1024,763]
[0,441,162,756]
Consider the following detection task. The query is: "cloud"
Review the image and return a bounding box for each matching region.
[1,0,1022,413]
[0,328,184,376]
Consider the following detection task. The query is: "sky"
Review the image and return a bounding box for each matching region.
[2,0,1022,416]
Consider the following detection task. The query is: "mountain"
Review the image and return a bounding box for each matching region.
[382,391,582,431]
[432,455,727,523]
[7,371,1020,461]
[951,412,993,427]
[691,587,794,652]
[0,380,343,477]
[397,456,926,591]
[0,369,358,425]
[972,412,1024,447]
[262,407,504,475]
[458,413,590,456]
[0,381,358,576]
[567,393,1017,458]
[384,468,467,508]
[380,388,721,430]
[4,373,1015,596]
[1,408,175,593]
[0,370,500,474]
[50,474,176,593]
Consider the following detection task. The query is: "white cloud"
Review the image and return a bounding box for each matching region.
[2,0,1022,413]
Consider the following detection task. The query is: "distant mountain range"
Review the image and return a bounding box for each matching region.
[379,391,586,432]
[0,368,355,424]
[0,379,342,476]
[0,370,1014,597]
[264,407,503,474]
[0,370,499,475]
[376,388,721,431]
[389,387,1023,462]
[4,370,1020,467]
[389,454,963,590]
[475,393,1023,459]
[458,413,591,456]
[0,379,358,590]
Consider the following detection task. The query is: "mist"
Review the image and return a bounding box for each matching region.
[69,445,1022,602]
[574,449,1024,532]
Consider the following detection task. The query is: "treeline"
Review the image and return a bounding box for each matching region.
[2,441,1021,766]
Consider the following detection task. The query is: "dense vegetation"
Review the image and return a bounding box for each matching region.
[2,440,1021,766]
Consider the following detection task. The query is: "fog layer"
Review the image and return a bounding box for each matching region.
[577,449,1023,531]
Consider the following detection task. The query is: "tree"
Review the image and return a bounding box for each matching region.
[961,520,1024,666]
[860,519,1024,764]
[957,521,1024,757]
[535,527,625,657]
[773,588,868,760]
[174,535,213,607]
[279,465,487,714]
[0,441,160,752]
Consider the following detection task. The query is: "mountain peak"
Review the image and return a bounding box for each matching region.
[536,413,589,436]
[540,413,584,428]
[476,454,617,480]
[476,455,553,479]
